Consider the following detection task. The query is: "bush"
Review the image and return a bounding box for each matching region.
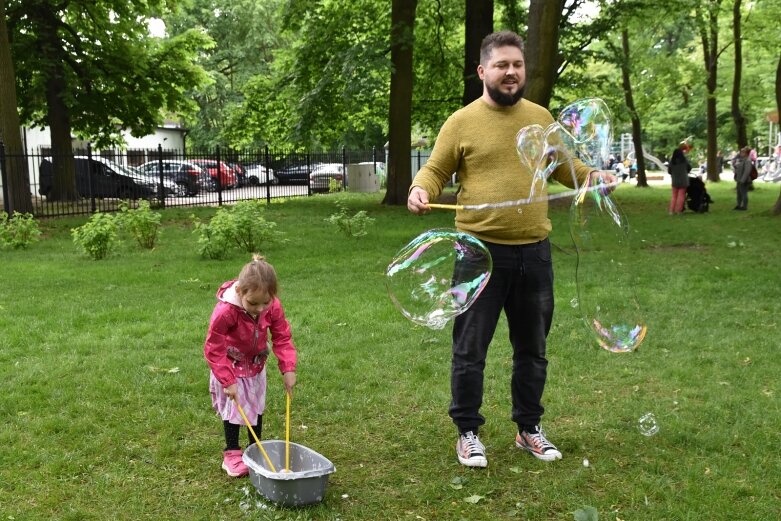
[71,212,119,260]
[0,212,41,249]
[325,202,375,238]
[118,200,162,249]
[192,200,282,259]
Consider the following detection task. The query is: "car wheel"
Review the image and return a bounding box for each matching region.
[174,182,189,196]
[248,175,260,186]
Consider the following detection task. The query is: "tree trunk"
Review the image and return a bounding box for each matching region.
[700,0,722,183]
[773,52,781,215]
[382,0,417,206]
[0,0,33,214]
[462,0,493,106]
[620,29,648,188]
[524,0,563,107]
[731,0,747,149]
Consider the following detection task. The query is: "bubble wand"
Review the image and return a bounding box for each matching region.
[233,397,277,473]
[425,179,620,211]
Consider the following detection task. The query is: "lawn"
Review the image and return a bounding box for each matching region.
[0,181,778,520]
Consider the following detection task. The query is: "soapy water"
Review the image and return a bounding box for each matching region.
[386,229,492,330]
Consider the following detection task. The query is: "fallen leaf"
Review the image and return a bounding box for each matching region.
[463,495,484,504]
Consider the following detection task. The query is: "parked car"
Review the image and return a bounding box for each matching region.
[137,160,202,196]
[275,163,312,185]
[309,163,345,192]
[39,157,156,200]
[227,163,248,187]
[94,158,181,197]
[189,159,238,190]
[243,163,277,186]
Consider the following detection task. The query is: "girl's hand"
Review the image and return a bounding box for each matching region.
[224,384,238,401]
[282,372,296,397]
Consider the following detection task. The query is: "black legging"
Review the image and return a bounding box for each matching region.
[223,415,263,451]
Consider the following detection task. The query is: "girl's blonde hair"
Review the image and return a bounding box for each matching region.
[237,254,278,298]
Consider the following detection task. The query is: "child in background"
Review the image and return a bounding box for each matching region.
[204,255,297,477]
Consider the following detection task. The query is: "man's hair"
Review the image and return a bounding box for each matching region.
[480,31,525,65]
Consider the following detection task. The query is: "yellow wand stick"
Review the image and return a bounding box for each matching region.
[285,392,291,472]
[425,203,464,210]
[234,398,277,473]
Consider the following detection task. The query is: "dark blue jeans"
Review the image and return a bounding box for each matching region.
[449,238,554,433]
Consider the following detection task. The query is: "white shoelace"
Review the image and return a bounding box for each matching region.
[461,432,485,455]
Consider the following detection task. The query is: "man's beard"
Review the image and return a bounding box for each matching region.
[486,83,524,106]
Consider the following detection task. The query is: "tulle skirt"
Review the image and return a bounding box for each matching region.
[209,368,267,426]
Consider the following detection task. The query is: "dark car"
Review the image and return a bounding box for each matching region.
[275,164,312,185]
[137,160,202,196]
[39,157,156,200]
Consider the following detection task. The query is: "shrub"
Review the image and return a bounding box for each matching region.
[192,200,281,259]
[324,202,375,238]
[71,212,119,260]
[118,200,162,249]
[0,212,42,249]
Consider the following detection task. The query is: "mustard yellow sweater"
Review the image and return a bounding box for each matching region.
[412,98,595,245]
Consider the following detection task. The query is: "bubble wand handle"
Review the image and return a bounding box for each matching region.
[285,392,291,472]
[234,398,277,473]
[425,203,464,210]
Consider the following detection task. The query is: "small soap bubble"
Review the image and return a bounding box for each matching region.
[386,229,492,330]
[582,458,590,467]
[570,297,579,308]
[638,412,659,436]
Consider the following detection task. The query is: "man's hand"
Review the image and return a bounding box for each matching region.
[407,186,431,215]
[590,170,618,194]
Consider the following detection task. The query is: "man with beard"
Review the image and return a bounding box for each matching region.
[407,31,615,468]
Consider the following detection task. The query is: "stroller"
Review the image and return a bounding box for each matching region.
[686,176,713,213]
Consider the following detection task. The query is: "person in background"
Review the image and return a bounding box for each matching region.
[407,30,616,468]
[667,145,691,215]
[731,147,753,211]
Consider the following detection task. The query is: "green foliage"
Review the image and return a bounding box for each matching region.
[191,200,281,259]
[324,202,375,238]
[118,200,162,249]
[71,212,119,260]
[0,212,41,249]
[8,0,213,148]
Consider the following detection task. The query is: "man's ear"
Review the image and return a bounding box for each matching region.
[477,64,485,80]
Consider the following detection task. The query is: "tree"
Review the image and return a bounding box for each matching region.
[773,52,781,216]
[7,0,212,200]
[383,0,417,206]
[730,0,748,149]
[697,0,724,182]
[462,0,493,106]
[524,0,564,107]
[0,0,32,214]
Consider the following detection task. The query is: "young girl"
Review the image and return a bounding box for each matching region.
[204,255,297,477]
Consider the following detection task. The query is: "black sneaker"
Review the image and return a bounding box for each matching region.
[515,425,562,461]
[456,431,487,467]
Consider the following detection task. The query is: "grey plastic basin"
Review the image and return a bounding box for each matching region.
[243,440,336,507]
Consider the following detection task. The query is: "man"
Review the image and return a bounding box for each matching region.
[407,31,615,468]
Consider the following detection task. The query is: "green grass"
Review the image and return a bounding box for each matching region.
[1,183,779,520]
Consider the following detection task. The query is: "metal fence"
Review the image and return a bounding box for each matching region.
[0,144,387,218]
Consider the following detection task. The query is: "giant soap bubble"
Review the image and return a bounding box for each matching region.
[570,176,646,352]
[386,229,492,330]
[516,98,612,197]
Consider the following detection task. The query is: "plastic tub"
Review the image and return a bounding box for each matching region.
[243,440,336,507]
